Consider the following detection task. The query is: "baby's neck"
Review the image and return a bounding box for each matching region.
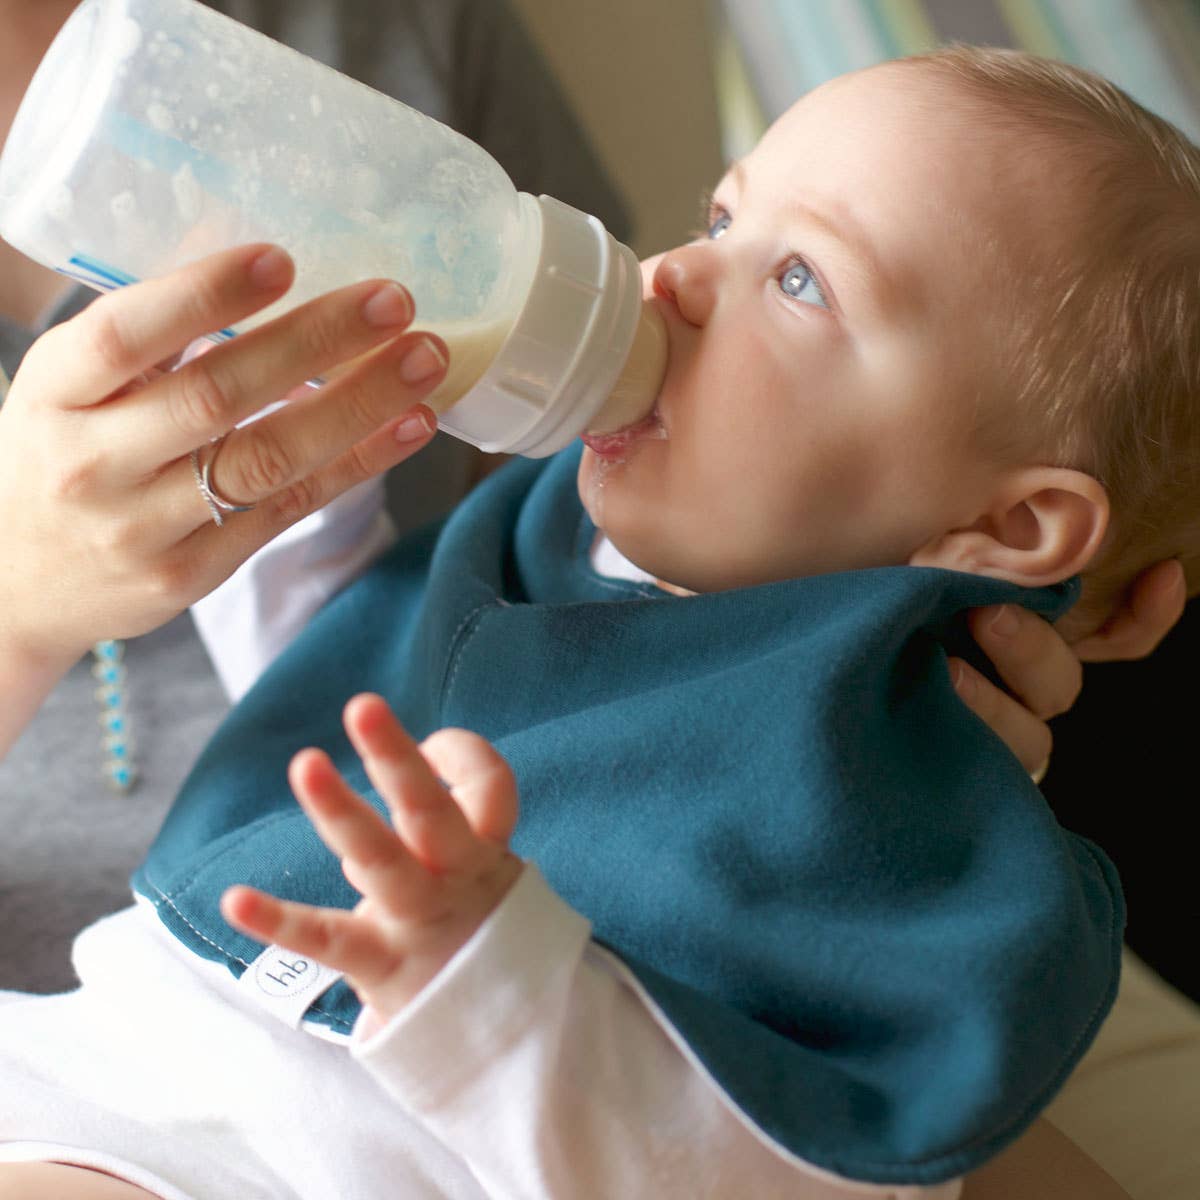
[591,531,695,596]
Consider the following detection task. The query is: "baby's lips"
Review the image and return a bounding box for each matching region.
[580,409,664,460]
[579,429,629,458]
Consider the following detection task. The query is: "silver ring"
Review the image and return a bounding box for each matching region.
[190,433,256,527]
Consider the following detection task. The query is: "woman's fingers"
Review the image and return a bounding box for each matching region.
[956,561,1188,777]
[955,602,1083,778]
[183,331,446,514]
[26,244,294,407]
[119,392,437,612]
[100,313,446,574]
[103,276,430,477]
[1072,558,1186,662]
[966,604,1083,721]
[949,657,1053,777]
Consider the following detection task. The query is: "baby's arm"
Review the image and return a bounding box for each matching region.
[222,695,956,1200]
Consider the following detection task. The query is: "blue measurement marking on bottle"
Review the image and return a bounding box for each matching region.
[60,253,138,291]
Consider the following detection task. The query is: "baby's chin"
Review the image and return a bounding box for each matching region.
[575,414,666,526]
[575,443,615,529]
[574,471,696,595]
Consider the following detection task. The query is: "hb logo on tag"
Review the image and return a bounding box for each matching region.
[237,943,343,1029]
[254,953,319,998]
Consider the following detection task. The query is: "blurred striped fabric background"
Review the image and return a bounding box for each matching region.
[715,0,1200,158]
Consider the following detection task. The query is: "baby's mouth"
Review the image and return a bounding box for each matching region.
[579,408,664,461]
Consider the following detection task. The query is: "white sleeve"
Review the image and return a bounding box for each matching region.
[190,476,396,702]
[350,864,962,1200]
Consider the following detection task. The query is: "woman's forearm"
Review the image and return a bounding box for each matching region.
[0,632,78,761]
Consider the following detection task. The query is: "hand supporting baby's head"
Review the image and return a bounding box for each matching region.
[580,47,1199,631]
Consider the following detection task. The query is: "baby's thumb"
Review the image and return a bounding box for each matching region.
[419,728,519,845]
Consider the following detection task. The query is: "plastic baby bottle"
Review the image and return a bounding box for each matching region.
[0,0,666,456]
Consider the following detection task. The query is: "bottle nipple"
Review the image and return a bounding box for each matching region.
[585,302,667,436]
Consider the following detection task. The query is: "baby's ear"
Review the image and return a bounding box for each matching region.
[908,468,1109,587]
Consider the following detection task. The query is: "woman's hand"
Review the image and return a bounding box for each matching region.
[962,1118,1131,1199]
[221,694,524,1029]
[0,243,447,673]
[950,559,1186,774]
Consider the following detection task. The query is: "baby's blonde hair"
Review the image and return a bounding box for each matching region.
[904,46,1200,632]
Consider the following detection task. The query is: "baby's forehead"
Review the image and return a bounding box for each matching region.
[769,65,1086,250]
[780,60,1027,155]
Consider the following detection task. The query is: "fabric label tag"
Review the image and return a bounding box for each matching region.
[236,944,343,1029]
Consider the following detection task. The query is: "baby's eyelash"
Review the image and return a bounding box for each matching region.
[779,253,832,310]
[683,194,833,311]
[687,189,717,241]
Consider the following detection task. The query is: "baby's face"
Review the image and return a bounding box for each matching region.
[578,65,1055,593]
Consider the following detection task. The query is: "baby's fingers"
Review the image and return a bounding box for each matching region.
[220,886,400,985]
[27,244,294,409]
[287,746,440,916]
[343,694,494,875]
[419,727,519,845]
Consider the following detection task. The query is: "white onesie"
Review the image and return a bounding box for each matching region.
[0,486,961,1200]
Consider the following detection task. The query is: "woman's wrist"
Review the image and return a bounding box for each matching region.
[0,624,83,760]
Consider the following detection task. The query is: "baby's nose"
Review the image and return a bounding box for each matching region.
[652,244,718,327]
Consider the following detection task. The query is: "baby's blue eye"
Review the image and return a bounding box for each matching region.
[707,211,732,239]
[779,259,829,310]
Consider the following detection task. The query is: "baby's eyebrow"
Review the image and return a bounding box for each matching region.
[787,201,899,318]
[727,159,902,320]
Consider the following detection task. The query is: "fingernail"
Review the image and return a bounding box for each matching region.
[399,336,447,385]
[1160,561,1186,601]
[249,246,292,289]
[950,660,975,701]
[988,605,1018,639]
[394,407,436,442]
[362,282,413,327]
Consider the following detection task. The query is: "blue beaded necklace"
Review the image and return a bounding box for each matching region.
[0,363,137,790]
[92,638,138,791]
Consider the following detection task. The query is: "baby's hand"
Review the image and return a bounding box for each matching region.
[221,693,523,1025]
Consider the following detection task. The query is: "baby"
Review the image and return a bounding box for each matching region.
[3,45,1198,1200]
[208,43,1196,1189]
